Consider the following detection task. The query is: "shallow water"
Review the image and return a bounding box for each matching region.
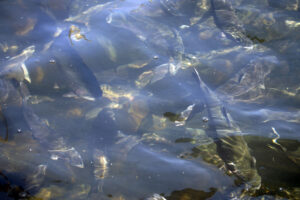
[1,0,300,199]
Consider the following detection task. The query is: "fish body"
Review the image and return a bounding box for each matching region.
[107,9,184,63]
[0,79,28,138]
[193,68,261,190]
[0,78,85,169]
[0,45,35,83]
[50,31,102,100]
[24,107,85,169]
[211,0,252,45]
[216,55,279,103]
[93,148,109,192]
[65,2,113,26]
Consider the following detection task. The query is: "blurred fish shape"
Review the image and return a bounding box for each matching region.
[216,55,279,103]
[0,45,35,83]
[0,79,27,136]
[145,193,166,200]
[49,30,102,101]
[65,2,113,26]
[21,92,84,169]
[106,8,184,63]
[49,147,84,168]
[211,0,252,45]
[193,68,261,191]
[26,164,47,191]
[93,148,109,192]
[135,62,180,88]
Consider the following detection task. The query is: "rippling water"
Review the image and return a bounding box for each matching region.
[1,0,300,199]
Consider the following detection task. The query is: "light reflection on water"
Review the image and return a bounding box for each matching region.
[0,0,300,199]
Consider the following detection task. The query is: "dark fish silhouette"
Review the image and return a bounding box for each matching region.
[193,68,261,191]
[50,31,102,101]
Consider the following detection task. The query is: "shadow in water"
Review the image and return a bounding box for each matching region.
[0,171,31,200]
[166,187,217,200]
[245,135,300,198]
[181,134,300,199]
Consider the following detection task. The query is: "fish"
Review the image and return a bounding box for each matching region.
[211,0,252,45]
[49,147,84,169]
[65,2,113,26]
[193,68,261,191]
[26,164,47,191]
[135,62,180,88]
[50,32,102,100]
[216,55,279,103]
[0,78,85,169]
[0,171,32,199]
[164,104,196,126]
[0,45,35,83]
[15,18,36,36]
[96,35,117,62]
[0,79,27,137]
[22,103,52,144]
[20,90,84,169]
[0,79,23,107]
[160,0,185,16]
[93,148,109,192]
[0,79,83,196]
[145,193,166,200]
[107,10,184,63]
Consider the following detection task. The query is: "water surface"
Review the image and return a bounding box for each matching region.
[1,0,300,199]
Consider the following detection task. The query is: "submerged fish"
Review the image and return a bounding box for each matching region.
[216,55,279,102]
[23,105,84,167]
[135,62,179,88]
[145,193,166,200]
[49,147,84,168]
[50,32,102,101]
[0,171,32,199]
[211,0,252,45]
[65,2,113,26]
[0,79,23,107]
[107,9,184,63]
[0,78,84,197]
[0,79,27,137]
[26,164,47,191]
[160,0,185,16]
[0,79,85,170]
[193,68,261,191]
[0,45,35,83]
[93,148,109,192]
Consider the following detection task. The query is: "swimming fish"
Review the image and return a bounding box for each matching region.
[93,148,109,192]
[0,45,35,83]
[193,68,261,191]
